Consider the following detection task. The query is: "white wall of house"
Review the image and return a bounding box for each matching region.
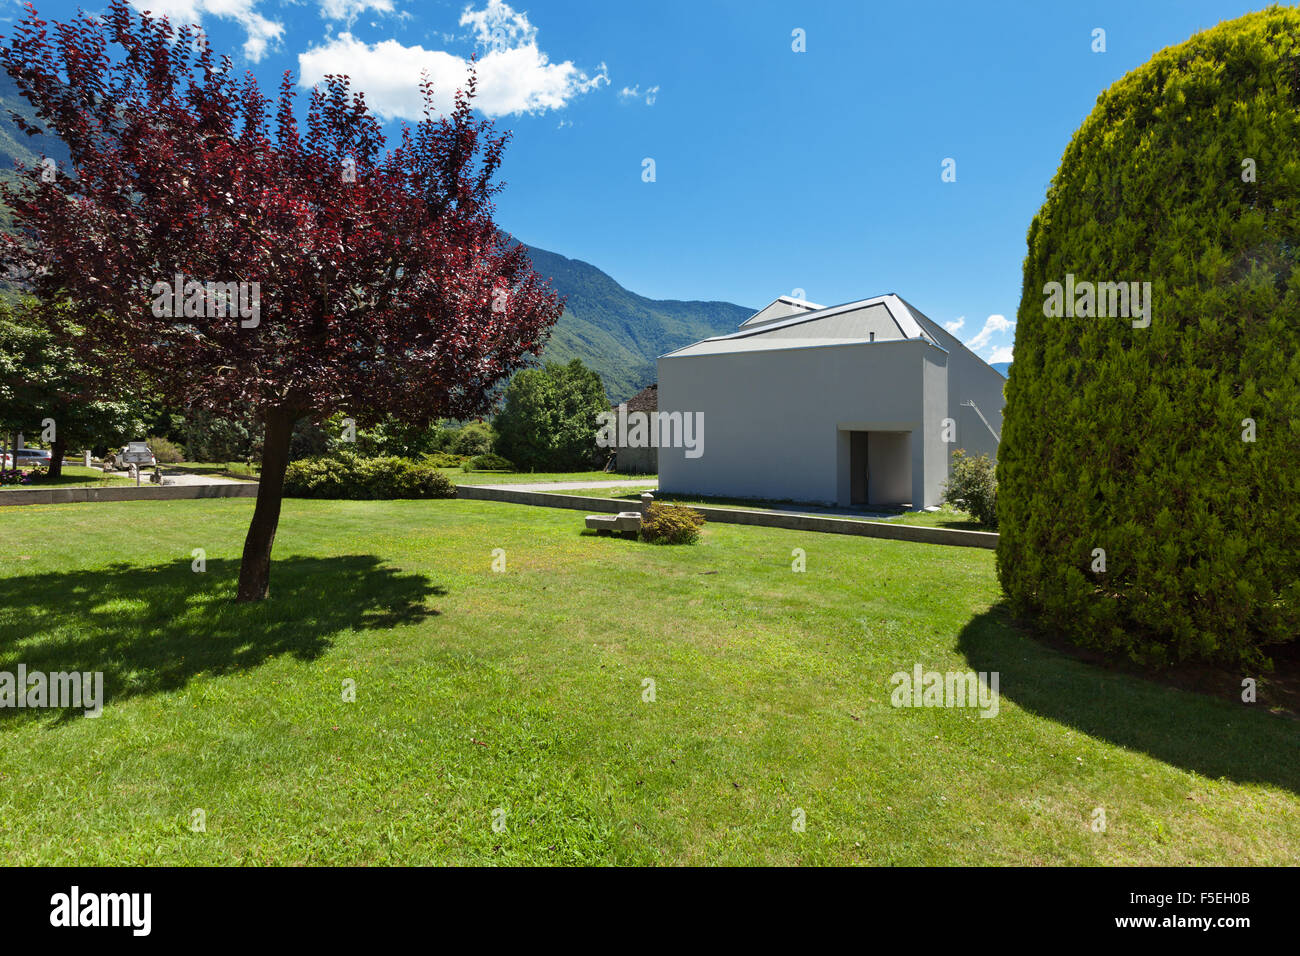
[906,300,1005,458]
[658,338,951,508]
[657,294,1006,509]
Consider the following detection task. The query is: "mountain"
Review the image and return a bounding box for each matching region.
[992,362,1012,377]
[0,71,72,233]
[518,243,752,402]
[0,71,70,175]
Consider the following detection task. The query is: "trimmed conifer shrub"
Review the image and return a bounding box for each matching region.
[997,8,1300,667]
[639,502,705,545]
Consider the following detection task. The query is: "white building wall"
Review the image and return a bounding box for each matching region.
[657,339,950,508]
[906,306,1006,460]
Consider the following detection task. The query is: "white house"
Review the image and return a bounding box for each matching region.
[655,294,1006,510]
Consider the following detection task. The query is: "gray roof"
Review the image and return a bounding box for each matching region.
[662,293,941,358]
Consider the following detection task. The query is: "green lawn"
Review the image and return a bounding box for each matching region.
[170,462,647,487]
[549,487,987,530]
[447,469,654,486]
[0,465,136,491]
[0,497,1293,865]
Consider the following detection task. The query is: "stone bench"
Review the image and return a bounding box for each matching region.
[586,492,654,536]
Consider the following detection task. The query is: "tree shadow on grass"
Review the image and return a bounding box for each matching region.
[957,603,1300,796]
[0,556,443,726]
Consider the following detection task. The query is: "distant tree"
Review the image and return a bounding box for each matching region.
[494,359,607,469]
[330,413,446,459]
[0,296,145,476]
[0,1,562,599]
[445,420,495,458]
[182,407,261,464]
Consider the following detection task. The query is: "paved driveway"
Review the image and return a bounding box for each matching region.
[100,468,252,486]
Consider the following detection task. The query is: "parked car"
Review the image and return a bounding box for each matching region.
[13,448,53,466]
[112,442,156,470]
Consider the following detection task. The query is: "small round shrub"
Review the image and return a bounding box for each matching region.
[146,436,185,463]
[942,450,997,528]
[639,502,705,545]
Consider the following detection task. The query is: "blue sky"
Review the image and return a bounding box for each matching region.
[9,0,1275,364]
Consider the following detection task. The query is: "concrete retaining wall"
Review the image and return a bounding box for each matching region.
[0,483,259,506]
[2,480,997,550]
[455,484,997,550]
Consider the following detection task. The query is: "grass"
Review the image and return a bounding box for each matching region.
[0,465,136,491]
[548,487,988,530]
[446,469,656,486]
[169,462,649,487]
[0,497,1294,865]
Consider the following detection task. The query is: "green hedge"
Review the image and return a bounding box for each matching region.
[997,8,1300,668]
[461,453,514,472]
[284,454,455,500]
[421,451,468,469]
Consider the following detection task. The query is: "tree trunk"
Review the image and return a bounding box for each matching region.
[235,407,297,602]
[48,436,65,479]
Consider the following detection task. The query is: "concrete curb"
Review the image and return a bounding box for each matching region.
[455,484,997,549]
[0,482,259,506]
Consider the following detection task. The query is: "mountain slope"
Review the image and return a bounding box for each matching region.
[0,71,70,174]
[518,244,752,401]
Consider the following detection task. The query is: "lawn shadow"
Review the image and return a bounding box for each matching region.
[0,556,443,726]
[957,603,1300,795]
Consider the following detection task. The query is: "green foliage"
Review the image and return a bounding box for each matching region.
[289,420,331,461]
[183,408,260,463]
[443,421,495,458]
[421,451,467,468]
[997,8,1300,668]
[639,502,705,545]
[494,359,608,470]
[283,453,455,500]
[462,452,514,472]
[942,450,998,529]
[321,412,444,459]
[146,435,185,463]
[0,297,147,455]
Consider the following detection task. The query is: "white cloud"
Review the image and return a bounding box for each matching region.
[943,316,964,334]
[129,0,284,62]
[618,84,659,106]
[317,0,396,26]
[987,345,1013,364]
[968,313,1013,351]
[298,1,608,119]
